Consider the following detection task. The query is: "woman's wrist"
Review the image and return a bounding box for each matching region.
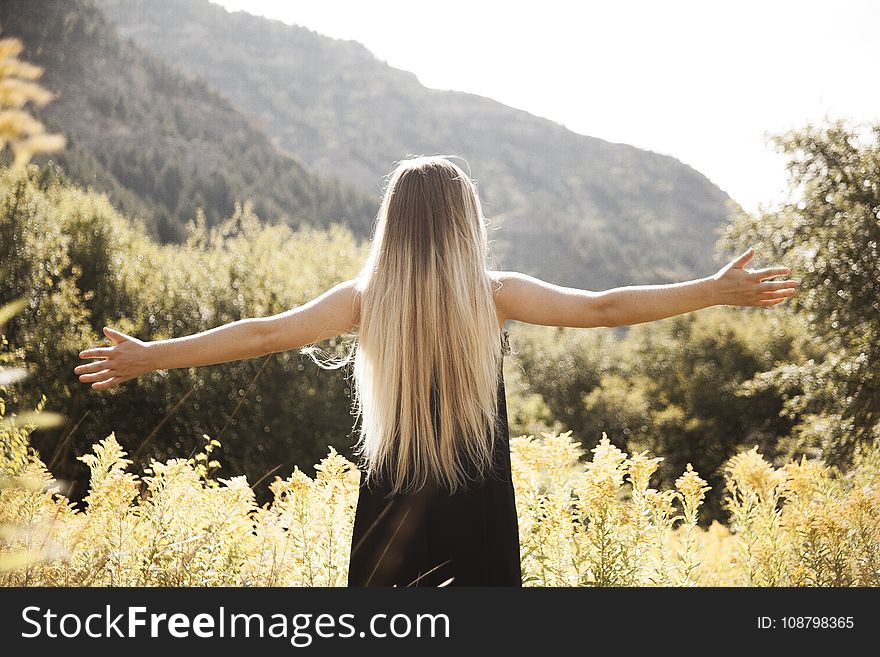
[144,340,167,372]
[701,275,725,307]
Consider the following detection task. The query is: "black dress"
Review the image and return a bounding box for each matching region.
[347,328,522,587]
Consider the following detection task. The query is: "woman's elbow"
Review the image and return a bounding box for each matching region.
[588,295,618,328]
[253,317,285,355]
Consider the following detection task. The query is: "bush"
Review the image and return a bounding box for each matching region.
[2,403,877,586]
[0,163,367,504]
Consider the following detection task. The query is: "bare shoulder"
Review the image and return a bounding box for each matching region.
[488,270,532,325]
[259,277,361,353]
[342,278,362,326]
[310,277,362,327]
[488,270,541,295]
[488,270,529,287]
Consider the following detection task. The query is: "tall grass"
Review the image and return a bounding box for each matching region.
[1,408,878,586]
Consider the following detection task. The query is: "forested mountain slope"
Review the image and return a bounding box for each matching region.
[0,0,376,242]
[97,0,736,287]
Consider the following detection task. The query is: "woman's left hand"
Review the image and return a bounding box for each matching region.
[711,247,799,307]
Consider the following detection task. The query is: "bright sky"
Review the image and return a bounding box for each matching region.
[214,0,879,212]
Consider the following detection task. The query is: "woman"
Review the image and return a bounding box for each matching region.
[74,155,797,587]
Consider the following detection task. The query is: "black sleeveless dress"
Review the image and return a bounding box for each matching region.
[347,328,522,587]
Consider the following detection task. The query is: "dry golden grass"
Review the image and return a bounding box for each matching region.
[0,35,66,168]
[2,415,878,586]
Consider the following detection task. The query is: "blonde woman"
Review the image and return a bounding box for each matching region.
[74,156,797,587]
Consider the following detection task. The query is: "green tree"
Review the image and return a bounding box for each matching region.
[506,309,802,521]
[720,119,880,464]
[611,309,802,520]
[0,164,367,504]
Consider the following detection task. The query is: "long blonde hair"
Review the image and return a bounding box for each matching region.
[312,156,504,495]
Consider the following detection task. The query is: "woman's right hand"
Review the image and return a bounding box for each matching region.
[74,326,153,390]
[711,247,798,307]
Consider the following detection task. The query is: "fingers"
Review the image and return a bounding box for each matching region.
[758,279,799,291]
[90,375,124,390]
[743,280,797,306]
[103,326,129,344]
[77,368,114,383]
[79,346,113,359]
[731,247,755,268]
[757,289,797,300]
[74,360,110,375]
[75,343,124,388]
[751,267,792,281]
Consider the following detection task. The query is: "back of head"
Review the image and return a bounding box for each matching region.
[353,155,503,495]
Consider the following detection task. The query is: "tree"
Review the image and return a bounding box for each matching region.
[720,119,880,464]
[506,310,801,522]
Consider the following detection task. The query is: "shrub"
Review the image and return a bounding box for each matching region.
[2,408,877,586]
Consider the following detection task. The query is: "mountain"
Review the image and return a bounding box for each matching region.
[0,0,375,242]
[96,0,736,288]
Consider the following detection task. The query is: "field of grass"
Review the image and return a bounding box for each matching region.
[2,410,878,586]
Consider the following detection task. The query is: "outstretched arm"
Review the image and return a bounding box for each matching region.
[75,279,360,390]
[493,248,798,328]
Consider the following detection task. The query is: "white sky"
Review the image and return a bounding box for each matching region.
[214,0,879,212]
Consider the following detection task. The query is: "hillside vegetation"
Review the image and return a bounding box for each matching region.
[0,0,376,242]
[20,0,734,288]
[0,161,801,518]
[3,423,879,586]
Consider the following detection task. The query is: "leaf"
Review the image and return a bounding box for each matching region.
[0,297,27,328]
[0,366,29,385]
[1,410,66,429]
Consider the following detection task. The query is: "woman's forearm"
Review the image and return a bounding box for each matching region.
[602,276,720,327]
[146,318,272,371]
